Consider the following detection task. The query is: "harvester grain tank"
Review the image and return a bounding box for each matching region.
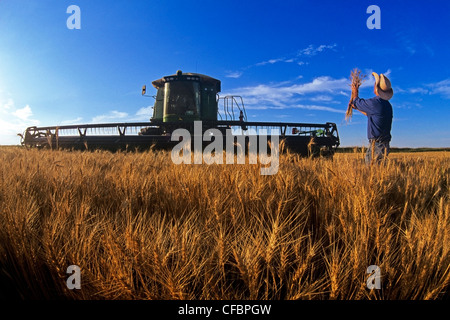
[19,70,340,157]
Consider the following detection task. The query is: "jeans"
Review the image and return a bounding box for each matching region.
[365,139,390,164]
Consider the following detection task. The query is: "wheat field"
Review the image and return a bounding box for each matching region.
[0,146,448,300]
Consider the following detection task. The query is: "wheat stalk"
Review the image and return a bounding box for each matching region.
[345,68,367,122]
[1,147,449,299]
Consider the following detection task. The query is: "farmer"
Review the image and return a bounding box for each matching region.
[351,72,393,164]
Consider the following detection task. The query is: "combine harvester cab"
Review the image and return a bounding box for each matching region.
[20,70,340,157]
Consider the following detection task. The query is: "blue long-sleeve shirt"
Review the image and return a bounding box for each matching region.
[352,96,393,142]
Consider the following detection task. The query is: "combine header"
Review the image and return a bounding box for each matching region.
[19,70,340,157]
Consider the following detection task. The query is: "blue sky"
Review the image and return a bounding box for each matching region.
[1,0,449,147]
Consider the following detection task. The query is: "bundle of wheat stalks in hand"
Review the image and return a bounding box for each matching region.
[345,68,367,122]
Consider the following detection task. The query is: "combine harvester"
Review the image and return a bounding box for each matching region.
[19,70,340,157]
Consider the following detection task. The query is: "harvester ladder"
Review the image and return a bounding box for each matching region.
[219,95,247,122]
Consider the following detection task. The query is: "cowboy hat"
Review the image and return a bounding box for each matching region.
[372,72,393,100]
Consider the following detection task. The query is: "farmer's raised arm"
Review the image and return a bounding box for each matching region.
[352,97,370,116]
[349,79,367,116]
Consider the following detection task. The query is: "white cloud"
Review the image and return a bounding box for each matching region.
[284,76,348,94]
[136,106,153,116]
[394,102,423,110]
[60,117,83,125]
[309,95,338,103]
[396,31,416,56]
[91,110,128,123]
[226,76,349,99]
[293,104,345,114]
[275,114,291,118]
[0,97,39,145]
[398,78,450,99]
[1,98,14,110]
[241,102,344,114]
[225,71,243,79]
[254,44,336,67]
[224,44,336,79]
[222,75,351,115]
[88,105,154,123]
[428,79,450,98]
[134,106,154,120]
[408,88,429,95]
[298,44,337,56]
[13,105,33,120]
[384,69,392,77]
[255,57,293,66]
